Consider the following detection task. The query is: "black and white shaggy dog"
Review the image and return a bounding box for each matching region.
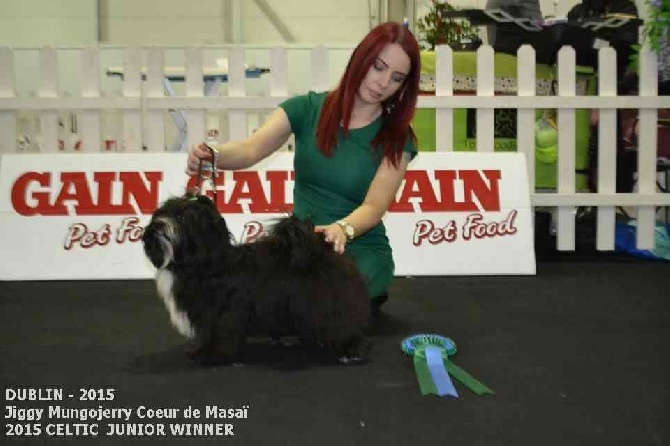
[142,195,372,366]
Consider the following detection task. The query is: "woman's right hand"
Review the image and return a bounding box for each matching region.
[186,143,215,176]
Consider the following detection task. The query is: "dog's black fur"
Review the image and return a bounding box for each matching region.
[142,195,372,366]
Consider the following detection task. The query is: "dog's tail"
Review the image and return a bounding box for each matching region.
[268,215,328,270]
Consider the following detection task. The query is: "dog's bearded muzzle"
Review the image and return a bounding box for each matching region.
[142,217,177,269]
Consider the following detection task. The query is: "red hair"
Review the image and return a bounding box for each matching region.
[316,22,421,168]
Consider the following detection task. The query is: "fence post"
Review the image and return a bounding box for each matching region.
[556,46,577,251]
[596,47,617,250]
[39,47,59,153]
[123,46,143,152]
[270,47,288,97]
[311,45,329,92]
[145,46,166,152]
[517,45,536,191]
[435,44,453,152]
[185,46,206,152]
[270,47,291,150]
[476,45,495,153]
[225,46,247,150]
[636,47,659,250]
[0,46,16,153]
[80,47,101,152]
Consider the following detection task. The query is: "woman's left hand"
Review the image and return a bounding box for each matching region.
[314,223,347,254]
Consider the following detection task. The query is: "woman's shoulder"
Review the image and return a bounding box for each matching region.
[281,90,328,113]
[280,91,330,133]
[301,90,329,108]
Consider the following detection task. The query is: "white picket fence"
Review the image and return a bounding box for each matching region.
[0,43,668,251]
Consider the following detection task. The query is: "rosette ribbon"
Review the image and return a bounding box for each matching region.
[401,334,494,398]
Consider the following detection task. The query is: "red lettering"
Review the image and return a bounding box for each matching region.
[192,171,295,214]
[95,172,117,213]
[391,170,439,212]
[113,172,162,215]
[186,169,501,215]
[11,172,52,216]
[391,170,501,213]
[11,168,501,217]
[265,171,293,213]
[458,170,501,212]
[227,172,269,213]
[53,173,95,214]
[11,171,162,216]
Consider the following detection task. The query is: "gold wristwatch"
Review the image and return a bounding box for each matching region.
[336,220,355,240]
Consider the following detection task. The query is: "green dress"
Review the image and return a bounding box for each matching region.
[280,91,417,299]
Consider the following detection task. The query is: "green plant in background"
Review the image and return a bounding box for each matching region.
[643,0,669,55]
[416,0,480,51]
[628,1,669,78]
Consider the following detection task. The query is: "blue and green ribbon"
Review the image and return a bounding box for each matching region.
[401,334,494,398]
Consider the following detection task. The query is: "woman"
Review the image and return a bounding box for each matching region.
[186,22,421,313]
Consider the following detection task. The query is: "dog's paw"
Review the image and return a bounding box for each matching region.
[185,344,235,367]
[337,339,372,366]
[276,336,302,347]
[187,351,234,367]
[338,355,365,365]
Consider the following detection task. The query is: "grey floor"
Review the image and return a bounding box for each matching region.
[1,256,668,445]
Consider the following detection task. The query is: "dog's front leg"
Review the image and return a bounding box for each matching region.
[183,306,224,365]
[335,333,373,365]
[184,331,218,364]
[186,309,246,366]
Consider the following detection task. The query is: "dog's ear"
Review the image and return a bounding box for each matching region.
[142,224,169,269]
[184,189,199,200]
[196,195,212,205]
[194,195,221,214]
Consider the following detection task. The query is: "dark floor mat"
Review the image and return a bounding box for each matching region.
[1,260,668,445]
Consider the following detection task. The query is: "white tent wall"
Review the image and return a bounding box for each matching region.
[0,0,95,46]
[0,1,652,48]
[0,0,667,255]
[0,0,371,145]
[0,0,374,46]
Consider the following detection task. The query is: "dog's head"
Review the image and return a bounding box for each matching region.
[142,195,233,269]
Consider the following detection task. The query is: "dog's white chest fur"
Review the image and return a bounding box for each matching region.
[155,269,196,340]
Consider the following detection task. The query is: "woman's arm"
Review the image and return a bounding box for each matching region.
[317,152,412,253]
[186,107,292,175]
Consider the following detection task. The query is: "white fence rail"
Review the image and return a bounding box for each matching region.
[0,44,668,252]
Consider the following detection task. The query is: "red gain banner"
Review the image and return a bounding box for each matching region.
[0,153,535,280]
[10,169,501,216]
